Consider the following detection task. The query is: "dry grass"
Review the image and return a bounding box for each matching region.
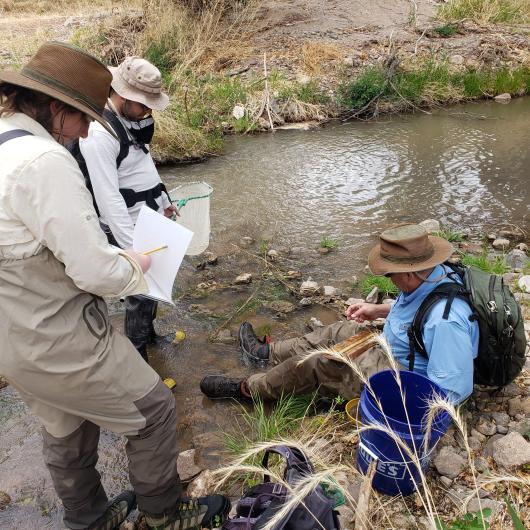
[439,0,530,24]
[0,0,138,15]
[299,41,343,75]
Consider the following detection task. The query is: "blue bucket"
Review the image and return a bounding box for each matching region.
[356,370,451,496]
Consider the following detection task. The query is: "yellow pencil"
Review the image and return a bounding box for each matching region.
[142,245,168,256]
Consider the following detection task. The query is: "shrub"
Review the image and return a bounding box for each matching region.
[360,273,399,298]
[460,253,510,274]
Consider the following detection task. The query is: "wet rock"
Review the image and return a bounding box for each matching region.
[517,275,530,293]
[508,396,530,416]
[323,285,340,298]
[493,432,530,469]
[177,449,203,482]
[214,329,235,344]
[492,238,510,250]
[232,105,246,119]
[239,236,254,247]
[467,498,502,519]
[506,249,528,270]
[187,469,216,497]
[300,279,320,296]
[365,286,379,304]
[286,270,302,279]
[0,491,11,510]
[266,249,279,262]
[476,419,497,437]
[419,219,440,233]
[434,446,466,478]
[299,297,312,307]
[264,300,295,313]
[234,273,252,285]
[308,317,324,330]
[515,242,528,252]
[494,92,511,102]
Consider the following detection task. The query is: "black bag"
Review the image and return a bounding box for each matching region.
[222,445,341,530]
[408,263,527,387]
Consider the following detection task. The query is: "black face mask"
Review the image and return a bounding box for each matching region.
[121,115,155,145]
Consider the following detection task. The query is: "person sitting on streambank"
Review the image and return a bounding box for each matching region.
[79,57,177,364]
[200,224,479,405]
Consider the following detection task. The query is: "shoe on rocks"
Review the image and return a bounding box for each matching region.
[200,375,251,402]
[87,491,136,530]
[239,321,270,366]
[145,495,231,529]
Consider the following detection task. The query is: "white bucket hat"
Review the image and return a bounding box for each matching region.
[109,57,169,111]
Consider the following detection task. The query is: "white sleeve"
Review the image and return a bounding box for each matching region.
[10,148,148,298]
[79,128,135,248]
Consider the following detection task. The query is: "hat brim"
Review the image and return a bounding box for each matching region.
[0,70,117,139]
[109,66,169,111]
[368,235,454,275]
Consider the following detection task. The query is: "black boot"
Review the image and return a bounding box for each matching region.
[239,321,270,366]
[144,495,231,529]
[87,491,136,530]
[200,376,251,402]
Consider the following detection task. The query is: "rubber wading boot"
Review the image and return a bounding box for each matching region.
[239,321,269,366]
[199,376,251,402]
[144,495,231,529]
[87,491,136,530]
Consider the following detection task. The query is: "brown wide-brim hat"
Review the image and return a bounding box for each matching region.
[109,57,169,111]
[0,41,116,137]
[368,224,454,275]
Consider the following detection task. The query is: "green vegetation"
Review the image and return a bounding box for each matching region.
[460,253,510,274]
[438,0,530,25]
[434,229,464,242]
[320,235,339,250]
[436,509,491,530]
[338,60,530,114]
[505,498,526,530]
[433,24,459,37]
[360,273,399,298]
[258,239,270,256]
[224,393,313,457]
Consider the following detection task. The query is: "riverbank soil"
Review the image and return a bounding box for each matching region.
[1,0,529,160]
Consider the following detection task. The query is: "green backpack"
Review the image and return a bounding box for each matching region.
[408,263,527,387]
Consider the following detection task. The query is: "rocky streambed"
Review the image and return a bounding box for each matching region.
[1,218,529,528]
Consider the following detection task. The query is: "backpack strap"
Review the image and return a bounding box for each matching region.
[407,281,469,372]
[0,129,33,145]
[102,109,133,166]
[261,445,313,483]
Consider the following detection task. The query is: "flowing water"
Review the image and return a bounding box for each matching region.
[1,98,529,528]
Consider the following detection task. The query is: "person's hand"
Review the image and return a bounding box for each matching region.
[164,205,178,218]
[124,248,151,273]
[346,302,383,323]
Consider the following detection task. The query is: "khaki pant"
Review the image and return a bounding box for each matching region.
[247,321,390,401]
[0,249,181,528]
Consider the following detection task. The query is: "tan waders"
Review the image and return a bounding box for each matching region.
[247,321,391,400]
[0,249,181,529]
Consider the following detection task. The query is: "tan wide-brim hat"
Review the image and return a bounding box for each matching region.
[368,224,454,275]
[0,41,116,136]
[109,57,169,111]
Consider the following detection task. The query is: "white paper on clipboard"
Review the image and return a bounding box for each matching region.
[133,205,193,305]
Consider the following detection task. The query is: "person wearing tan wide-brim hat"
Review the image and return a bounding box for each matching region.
[0,42,229,530]
[79,56,178,368]
[200,223,478,409]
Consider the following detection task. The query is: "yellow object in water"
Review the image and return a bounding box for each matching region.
[164,378,176,390]
[173,330,186,343]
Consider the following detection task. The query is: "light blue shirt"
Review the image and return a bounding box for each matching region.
[383,264,479,404]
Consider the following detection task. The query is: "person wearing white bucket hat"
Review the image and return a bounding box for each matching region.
[79,57,177,363]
